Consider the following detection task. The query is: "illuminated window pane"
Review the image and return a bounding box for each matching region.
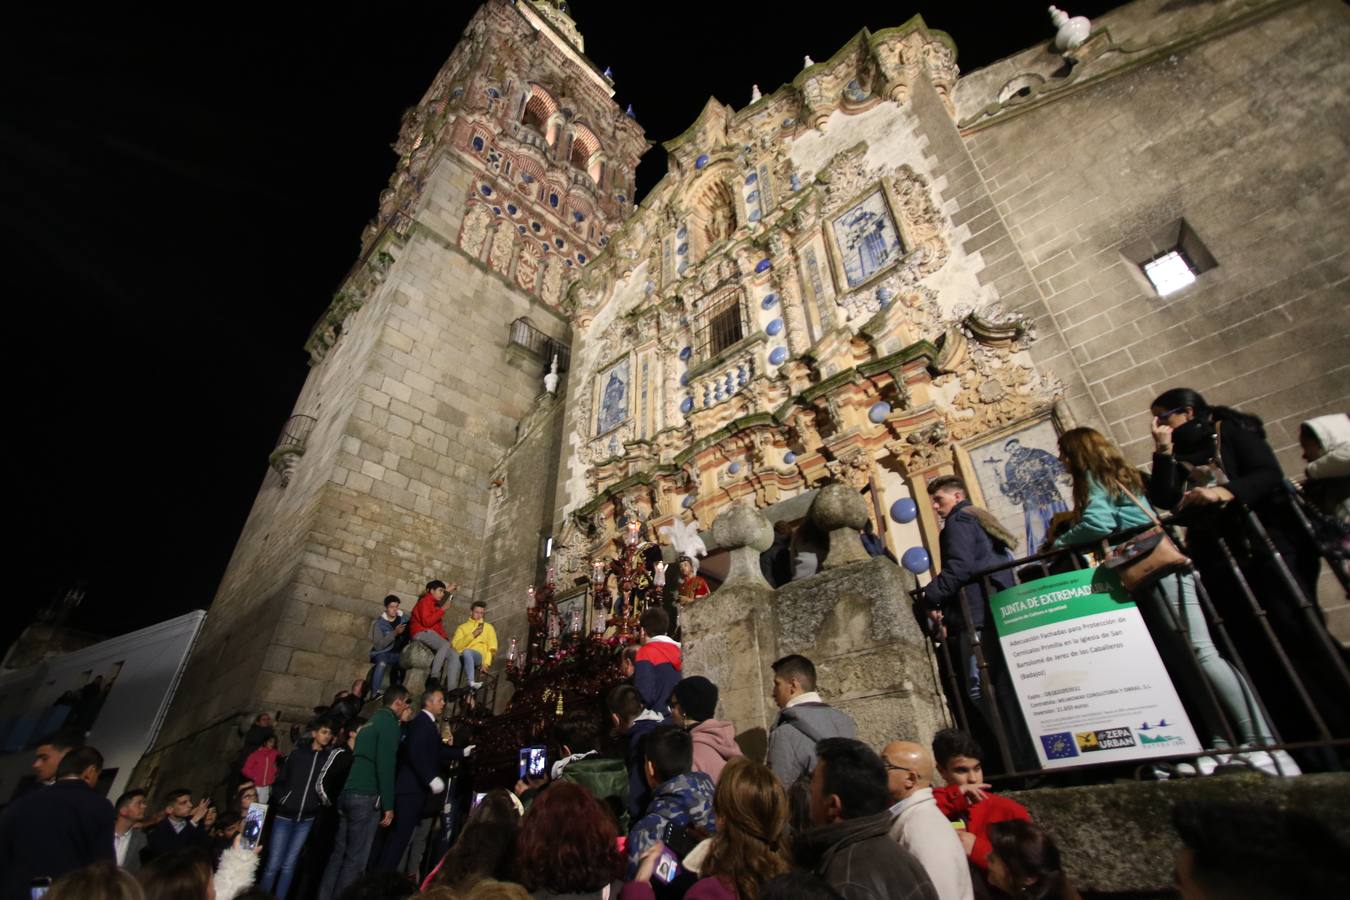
[1142,250,1197,296]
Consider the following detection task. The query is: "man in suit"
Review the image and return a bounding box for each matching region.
[0,745,115,900]
[144,787,210,862]
[374,688,473,872]
[112,788,149,873]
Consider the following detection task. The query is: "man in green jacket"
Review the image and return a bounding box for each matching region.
[318,686,410,900]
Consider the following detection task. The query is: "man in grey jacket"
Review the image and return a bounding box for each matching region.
[369,595,408,699]
[766,654,857,790]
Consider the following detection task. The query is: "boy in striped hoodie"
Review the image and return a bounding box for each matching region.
[633,607,681,715]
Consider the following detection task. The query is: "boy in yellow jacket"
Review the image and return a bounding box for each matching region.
[451,600,498,690]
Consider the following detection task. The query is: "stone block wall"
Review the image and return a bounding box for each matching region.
[957,0,1350,635]
[140,148,571,791]
[683,557,949,763]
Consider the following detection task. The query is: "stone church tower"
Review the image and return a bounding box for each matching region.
[137,0,645,787]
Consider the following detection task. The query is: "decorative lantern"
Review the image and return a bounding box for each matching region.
[653,560,668,587]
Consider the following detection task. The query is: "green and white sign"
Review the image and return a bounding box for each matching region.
[990,568,1201,768]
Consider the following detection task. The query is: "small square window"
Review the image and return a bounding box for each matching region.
[1121,218,1217,298]
[1142,249,1197,296]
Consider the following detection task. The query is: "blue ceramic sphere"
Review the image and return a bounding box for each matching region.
[889,498,919,524]
[679,346,692,361]
[680,396,694,414]
[768,347,788,365]
[868,401,892,423]
[728,462,741,474]
[784,451,797,465]
[754,259,772,273]
[766,319,783,336]
[695,154,710,169]
[902,546,931,574]
[761,293,778,309]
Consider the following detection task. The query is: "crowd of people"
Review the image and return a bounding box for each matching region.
[9,632,1345,900]
[919,390,1349,776]
[2,388,1345,900]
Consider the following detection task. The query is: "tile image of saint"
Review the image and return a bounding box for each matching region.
[986,438,1070,551]
[832,191,902,287]
[595,360,629,435]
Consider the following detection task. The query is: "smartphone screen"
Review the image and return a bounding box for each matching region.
[518,746,546,780]
[240,802,268,850]
[471,791,486,810]
[653,847,681,884]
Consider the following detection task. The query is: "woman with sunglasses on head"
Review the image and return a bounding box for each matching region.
[1147,388,1347,769]
[1052,427,1291,774]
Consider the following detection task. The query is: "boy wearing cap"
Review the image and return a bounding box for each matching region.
[670,675,742,784]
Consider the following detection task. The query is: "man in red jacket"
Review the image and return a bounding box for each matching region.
[930,728,1031,874]
[409,580,457,690]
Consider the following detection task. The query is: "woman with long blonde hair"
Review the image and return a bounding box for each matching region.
[1052,427,1294,775]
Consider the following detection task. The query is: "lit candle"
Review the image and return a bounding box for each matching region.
[653,560,667,587]
[625,520,640,546]
[526,586,536,609]
[592,560,605,583]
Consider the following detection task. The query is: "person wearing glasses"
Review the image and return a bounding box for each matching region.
[881,741,974,900]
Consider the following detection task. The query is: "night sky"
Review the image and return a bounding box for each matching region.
[2,1,1124,655]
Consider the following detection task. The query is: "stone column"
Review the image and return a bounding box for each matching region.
[682,505,778,762]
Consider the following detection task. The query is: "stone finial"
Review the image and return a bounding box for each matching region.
[544,354,560,394]
[710,503,773,587]
[1048,6,1091,52]
[750,84,762,103]
[803,55,815,68]
[808,483,871,569]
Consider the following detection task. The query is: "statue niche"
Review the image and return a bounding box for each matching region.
[690,178,737,257]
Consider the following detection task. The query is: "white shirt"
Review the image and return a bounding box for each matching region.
[113,828,132,866]
[888,787,975,900]
[784,691,823,710]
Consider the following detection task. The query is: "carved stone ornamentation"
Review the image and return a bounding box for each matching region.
[460,203,492,259]
[825,448,874,491]
[490,225,516,276]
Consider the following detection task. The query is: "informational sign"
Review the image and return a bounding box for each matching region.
[989,568,1201,769]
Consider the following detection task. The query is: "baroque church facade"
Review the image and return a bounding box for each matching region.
[136,0,1348,788]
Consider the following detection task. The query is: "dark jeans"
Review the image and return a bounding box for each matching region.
[369,649,401,694]
[318,792,381,900]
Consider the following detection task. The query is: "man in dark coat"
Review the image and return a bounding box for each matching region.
[794,738,936,900]
[144,787,210,862]
[922,475,1031,771]
[374,688,471,872]
[0,746,115,900]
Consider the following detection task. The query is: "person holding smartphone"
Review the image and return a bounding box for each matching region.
[451,600,498,691]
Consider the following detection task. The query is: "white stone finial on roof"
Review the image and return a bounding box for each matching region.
[750,84,762,103]
[1049,6,1092,52]
[803,54,815,68]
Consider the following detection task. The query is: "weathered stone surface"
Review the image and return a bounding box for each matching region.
[1005,773,1350,895]
[682,581,778,763]
[684,557,947,764]
[809,484,871,569]
[711,504,774,587]
[775,558,947,752]
[712,503,774,552]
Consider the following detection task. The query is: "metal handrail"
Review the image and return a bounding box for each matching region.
[917,500,1350,783]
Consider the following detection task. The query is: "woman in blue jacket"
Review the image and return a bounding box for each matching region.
[1052,427,1294,774]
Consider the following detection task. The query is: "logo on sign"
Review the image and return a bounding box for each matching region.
[1075,727,1136,752]
[1040,732,1078,760]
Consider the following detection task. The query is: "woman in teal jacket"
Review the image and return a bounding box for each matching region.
[1052,427,1294,774]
